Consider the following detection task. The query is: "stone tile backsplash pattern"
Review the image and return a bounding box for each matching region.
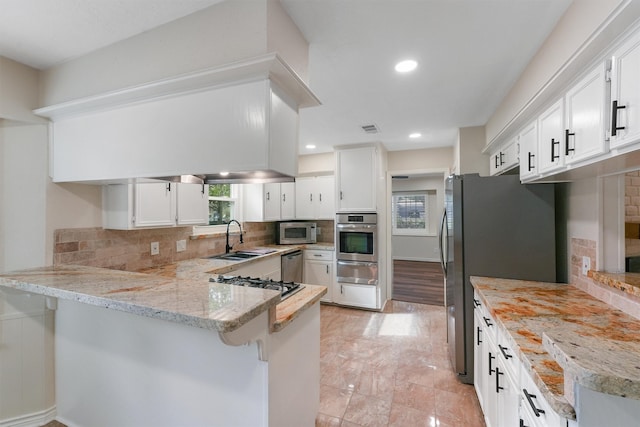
[626,171,640,223]
[571,237,640,320]
[54,220,334,272]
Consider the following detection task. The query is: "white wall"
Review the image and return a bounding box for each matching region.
[391,176,444,262]
[0,123,48,271]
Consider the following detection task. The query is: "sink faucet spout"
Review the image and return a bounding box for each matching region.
[225,220,243,253]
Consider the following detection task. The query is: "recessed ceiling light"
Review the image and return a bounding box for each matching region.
[409,132,422,138]
[305,144,316,149]
[395,59,417,73]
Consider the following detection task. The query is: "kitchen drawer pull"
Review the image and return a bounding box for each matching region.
[528,152,535,171]
[498,344,512,359]
[494,154,499,169]
[488,351,495,375]
[473,298,481,307]
[495,366,504,393]
[326,265,329,274]
[483,316,493,327]
[476,326,482,345]
[612,100,626,137]
[523,388,545,417]
[499,151,505,165]
[520,419,529,427]
[551,138,560,161]
[319,193,322,202]
[266,192,270,201]
[310,193,313,202]
[565,129,575,155]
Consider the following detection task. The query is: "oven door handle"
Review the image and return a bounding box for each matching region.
[336,224,377,231]
[337,260,378,267]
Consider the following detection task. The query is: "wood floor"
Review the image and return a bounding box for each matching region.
[392,260,445,306]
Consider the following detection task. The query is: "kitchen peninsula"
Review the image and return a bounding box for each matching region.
[0,247,326,427]
[471,275,640,427]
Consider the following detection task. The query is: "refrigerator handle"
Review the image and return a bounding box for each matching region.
[438,207,448,276]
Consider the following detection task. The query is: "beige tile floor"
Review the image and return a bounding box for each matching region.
[316,301,486,427]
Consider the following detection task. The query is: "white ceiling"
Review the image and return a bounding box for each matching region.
[0,0,572,154]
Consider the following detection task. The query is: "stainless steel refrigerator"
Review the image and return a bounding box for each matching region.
[438,174,557,384]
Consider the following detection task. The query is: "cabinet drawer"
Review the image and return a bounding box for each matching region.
[304,249,334,261]
[473,292,496,342]
[496,327,520,381]
[520,369,565,427]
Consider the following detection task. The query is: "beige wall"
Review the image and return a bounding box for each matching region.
[455,126,488,176]
[0,57,44,123]
[297,152,335,175]
[39,0,308,107]
[387,147,453,172]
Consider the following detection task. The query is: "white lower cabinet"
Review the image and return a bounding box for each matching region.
[474,290,569,427]
[303,249,334,303]
[334,283,378,309]
[229,256,281,281]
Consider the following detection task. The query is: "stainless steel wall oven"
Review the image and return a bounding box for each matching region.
[336,213,378,285]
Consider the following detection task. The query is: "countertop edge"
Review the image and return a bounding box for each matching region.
[272,284,327,332]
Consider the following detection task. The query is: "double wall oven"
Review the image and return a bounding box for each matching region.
[336,213,378,285]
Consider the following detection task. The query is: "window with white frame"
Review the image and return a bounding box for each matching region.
[392,191,433,236]
[193,184,241,234]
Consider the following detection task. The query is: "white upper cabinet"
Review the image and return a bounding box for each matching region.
[243,182,295,222]
[489,138,518,176]
[610,30,640,150]
[103,182,208,230]
[537,98,565,174]
[176,183,209,226]
[295,176,335,220]
[564,62,608,165]
[518,120,538,181]
[336,146,376,212]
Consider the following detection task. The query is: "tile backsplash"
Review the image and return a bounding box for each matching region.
[54,220,334,272]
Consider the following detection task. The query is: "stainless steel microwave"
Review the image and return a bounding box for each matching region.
[277,222,317,245]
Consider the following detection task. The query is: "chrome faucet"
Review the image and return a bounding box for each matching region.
[225,219,243,253]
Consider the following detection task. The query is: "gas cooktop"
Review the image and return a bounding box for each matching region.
[211,275,304,301]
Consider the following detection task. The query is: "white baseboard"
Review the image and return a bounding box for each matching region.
[392,256,440,263]
[0,406,56,427]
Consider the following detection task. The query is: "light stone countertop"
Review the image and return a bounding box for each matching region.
[0,245,329,334]
[472,276,640,420]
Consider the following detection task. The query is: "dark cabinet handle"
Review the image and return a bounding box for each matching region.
[565,129,575,155]
[319,193,322,202]
[483,316,493,327]
[201,184,205,195]
[612,100,626,136]
[520,419,529,427]
[283,194,286,202]
[499,151,505,165]
[488,352,495,375]
[494,154,499,169]
[476,326,482,345]
[551,138,560,161]
[498,344,512,359]
[326,265,329,274]
[266,192,270,201]
[309,193,313,202]
[473,298,481,307]
[496,366,504,393]
[523,389,546,417]
[528,152,535,171]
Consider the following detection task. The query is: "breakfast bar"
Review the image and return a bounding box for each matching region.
[0,251,326,427]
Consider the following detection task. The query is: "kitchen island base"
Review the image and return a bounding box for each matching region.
[53,299,320,427]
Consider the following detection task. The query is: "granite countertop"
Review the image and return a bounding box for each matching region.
[471,276,640,420]
[0,245,328,334]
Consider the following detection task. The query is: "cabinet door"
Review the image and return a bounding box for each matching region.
[336,147,376,212]
[519,121,538,181]
[489,148,502,176]
[610,31,640,149]
[134,183,175,227]
[335,283,378,309]
[280,182,295,220]
[315,175,335,219]
[474,302,488,412]
[502,140,519,171]
[304,260,333,302]
[263,183,281,221]
[565,63,608,164]
[176,183,208,226]
[537,99,565,174]
[496,360,520,427]
[295,177,315,219]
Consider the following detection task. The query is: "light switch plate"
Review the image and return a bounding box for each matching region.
[150,242,160,256]
[176,239,187,252]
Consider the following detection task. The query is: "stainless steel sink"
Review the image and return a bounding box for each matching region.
[207,251,262,261]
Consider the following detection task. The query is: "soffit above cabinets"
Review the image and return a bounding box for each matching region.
[34,53,320,121]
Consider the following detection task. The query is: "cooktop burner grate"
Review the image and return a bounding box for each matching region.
[211,275,304,301]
